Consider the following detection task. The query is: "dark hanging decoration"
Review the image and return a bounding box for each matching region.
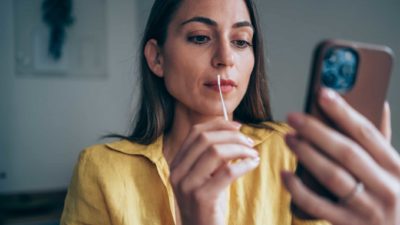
[41,0,75,61]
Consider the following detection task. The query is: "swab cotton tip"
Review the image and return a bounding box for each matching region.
[217,74,229,121]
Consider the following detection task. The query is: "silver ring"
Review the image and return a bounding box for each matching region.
[339,182,364,205]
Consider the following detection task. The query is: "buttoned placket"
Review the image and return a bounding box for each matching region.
[153,137,178,225]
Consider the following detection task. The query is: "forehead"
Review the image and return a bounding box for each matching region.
[172,0,251,25]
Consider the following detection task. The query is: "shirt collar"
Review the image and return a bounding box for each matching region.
[105,136,164,163]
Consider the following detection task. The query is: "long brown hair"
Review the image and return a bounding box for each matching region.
[124,0,273,145]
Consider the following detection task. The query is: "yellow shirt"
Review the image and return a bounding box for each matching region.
[61,122,330,225]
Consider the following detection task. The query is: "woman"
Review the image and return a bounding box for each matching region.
[61,0,400,224]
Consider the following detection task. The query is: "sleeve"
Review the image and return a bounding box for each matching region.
[292,216,332,225]
[60,150,112,225]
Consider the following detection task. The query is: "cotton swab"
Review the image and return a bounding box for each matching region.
[217,74,229,121]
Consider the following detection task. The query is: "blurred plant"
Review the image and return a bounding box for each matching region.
[42,0,75,60]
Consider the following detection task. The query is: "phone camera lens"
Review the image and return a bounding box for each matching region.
[322,71,337,87]
[340,64,355,78]
[321,48,358,92]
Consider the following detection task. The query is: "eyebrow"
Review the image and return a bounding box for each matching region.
[180,16,254,31]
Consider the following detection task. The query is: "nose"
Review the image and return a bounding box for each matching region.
[211,39,234,68]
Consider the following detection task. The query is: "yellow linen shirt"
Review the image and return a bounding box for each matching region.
[61,122,330,225]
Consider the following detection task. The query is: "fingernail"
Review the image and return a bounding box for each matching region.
[249,148,259,157]
[287,113,304,128]
[244,156,260,165]
[247,137,255,146]
[251,156,260,164]
[320,88,337,104]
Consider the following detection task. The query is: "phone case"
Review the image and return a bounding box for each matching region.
[291,39,394,220]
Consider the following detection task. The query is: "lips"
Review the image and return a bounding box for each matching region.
[204,78,237,93]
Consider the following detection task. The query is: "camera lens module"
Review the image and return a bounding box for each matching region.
[321,47,358,92]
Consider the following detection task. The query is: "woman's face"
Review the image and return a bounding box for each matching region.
[153,0,255,117]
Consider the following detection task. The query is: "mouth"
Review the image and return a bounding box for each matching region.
[204,78,237,93]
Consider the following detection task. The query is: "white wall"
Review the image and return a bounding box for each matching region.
[0,0,139,193]
[0,0,399,194]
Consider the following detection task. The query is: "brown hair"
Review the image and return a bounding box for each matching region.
[123,0,273,145]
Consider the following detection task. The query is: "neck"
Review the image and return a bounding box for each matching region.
[163,102,231,165]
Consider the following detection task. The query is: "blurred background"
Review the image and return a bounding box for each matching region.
[0,0,399,224]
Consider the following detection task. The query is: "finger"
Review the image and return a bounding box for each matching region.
[200,157,260,198]
[318,88,400,174]
[286,134,356,199]
[171,131,254,183]
[281,171,364,225]
[180,119,241,153]
[181,144,258,191]
[287,112,395,202]
[285,134,377,218]
[171,119,241,169]
[380,101,392,143]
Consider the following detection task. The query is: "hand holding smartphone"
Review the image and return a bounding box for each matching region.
[291,39,394,220]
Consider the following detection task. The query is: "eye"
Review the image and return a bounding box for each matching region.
[187,35,211,45]
[232,40,253,49]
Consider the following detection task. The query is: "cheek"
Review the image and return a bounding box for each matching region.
[239,54,255,91]
[162,55,199,100]
[161,41,208,98]
[163,69,186,100]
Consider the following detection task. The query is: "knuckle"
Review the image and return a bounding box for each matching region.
[389,158,400,175]
[198,132,210,143]
[382,185,398,207]
[191,124,202,135]
[209,145,222,158]
[323,169,343,189]
[224,165,237,179]
[337,143,357,166]
[355,121,374,142]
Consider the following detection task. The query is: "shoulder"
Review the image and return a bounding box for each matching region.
[71,142,121,181]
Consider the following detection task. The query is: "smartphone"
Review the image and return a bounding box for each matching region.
[291,39,394,220]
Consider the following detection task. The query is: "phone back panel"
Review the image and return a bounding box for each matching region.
[306,39,393,128]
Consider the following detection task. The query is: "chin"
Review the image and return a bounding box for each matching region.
[193,104,235,118]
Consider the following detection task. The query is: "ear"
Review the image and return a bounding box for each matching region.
[144,39,164,77]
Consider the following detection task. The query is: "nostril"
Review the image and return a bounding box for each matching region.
[211,44,235,67]
[214,56,234,67]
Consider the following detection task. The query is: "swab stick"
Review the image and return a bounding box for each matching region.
[217,74,229,121]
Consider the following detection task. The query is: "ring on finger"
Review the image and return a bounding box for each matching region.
[339,181,364,205]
